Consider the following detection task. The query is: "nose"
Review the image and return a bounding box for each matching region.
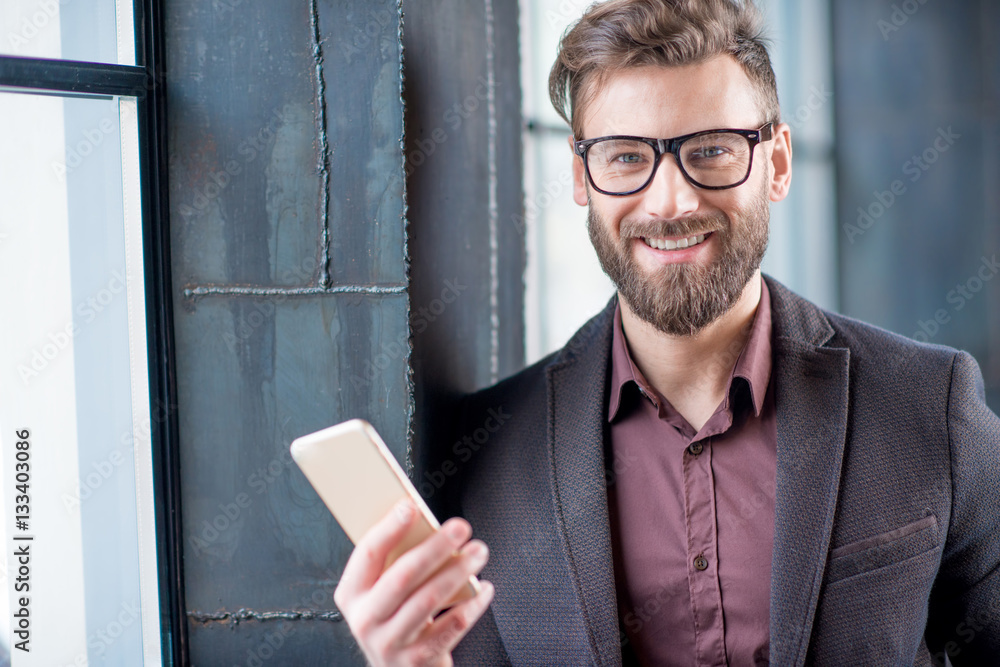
[641,154,701,220]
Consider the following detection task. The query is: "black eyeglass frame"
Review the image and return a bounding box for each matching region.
[573,123,775,196]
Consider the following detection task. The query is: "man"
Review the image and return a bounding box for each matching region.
[334,0,1000,664]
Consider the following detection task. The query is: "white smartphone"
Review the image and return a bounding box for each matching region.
[290,419,480,606]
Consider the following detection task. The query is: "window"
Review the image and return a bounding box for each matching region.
[0,1,182,664]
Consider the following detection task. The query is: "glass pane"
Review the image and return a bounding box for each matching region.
[0,0,135,65]
[0,90,160,664]
[523,130,615,363]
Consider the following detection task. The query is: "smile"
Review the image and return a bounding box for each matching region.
[641,233,709,251]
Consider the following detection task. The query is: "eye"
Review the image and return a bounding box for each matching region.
[692,146,729,159]
[614,152,643,164]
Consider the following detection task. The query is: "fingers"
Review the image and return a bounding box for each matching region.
[362,516,473,624]
[333,504,494,666]
[417,580,495,657]
[382,539,490,643]
[335,499,417,606]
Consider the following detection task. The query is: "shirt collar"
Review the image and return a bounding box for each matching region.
[607,276,773,423]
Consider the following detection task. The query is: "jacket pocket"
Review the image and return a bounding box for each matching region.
[825,514,939,584]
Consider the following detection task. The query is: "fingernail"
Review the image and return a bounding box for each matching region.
[468,541,488,564]
[446,520,468,540]
[395,499,414,522]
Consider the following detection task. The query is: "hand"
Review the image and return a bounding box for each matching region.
[334,499,495,667]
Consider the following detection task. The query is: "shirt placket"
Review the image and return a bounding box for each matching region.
[683,436,728,666]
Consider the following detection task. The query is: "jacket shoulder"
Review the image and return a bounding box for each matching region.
[824,308,960,372]
[463,349,557,414]
[462,296,617,414]
[764,274,961,376]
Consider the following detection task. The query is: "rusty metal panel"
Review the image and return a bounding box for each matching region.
[166,0,523,661]
[166,0,407,663]
[179,296,408,666]
[324,2,407,287]
[403,0,526,491]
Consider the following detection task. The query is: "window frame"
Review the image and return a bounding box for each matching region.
[0,1,185,664]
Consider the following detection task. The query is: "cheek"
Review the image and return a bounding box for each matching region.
[707,189,757,223]
[605,206,628,233]
[596,198,638,232]
[704,189,742,211]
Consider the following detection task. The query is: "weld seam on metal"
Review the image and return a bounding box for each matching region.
[484,0,500,384]
[183,284,407,298]
[310,0,333,288]
[397,0,416,478]
[187,608,342,624]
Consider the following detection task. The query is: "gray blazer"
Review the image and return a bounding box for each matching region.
[435,275,1000,665]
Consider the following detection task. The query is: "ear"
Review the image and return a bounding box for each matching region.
[767,122,792,203]
[568,134,589,206]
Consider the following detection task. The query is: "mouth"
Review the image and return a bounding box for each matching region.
[640,232,711,251]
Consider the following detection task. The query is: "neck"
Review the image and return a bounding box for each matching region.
[618,271,763,430]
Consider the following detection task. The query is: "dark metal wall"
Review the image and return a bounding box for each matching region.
[404,0,525,492]
[164,0,522,663]
[835,0,1000,409]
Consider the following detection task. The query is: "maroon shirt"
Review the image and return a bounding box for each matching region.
[608,279,776,666]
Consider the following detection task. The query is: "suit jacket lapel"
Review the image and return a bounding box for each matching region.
[545,298,623,667]
[481,278,848,664]
[765,277,850,665]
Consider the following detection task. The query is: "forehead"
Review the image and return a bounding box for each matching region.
[580,55,762,139]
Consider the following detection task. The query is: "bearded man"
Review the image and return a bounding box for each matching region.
[333,1,1000,664]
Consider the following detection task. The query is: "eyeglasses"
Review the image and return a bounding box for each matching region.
[573,124,774,196]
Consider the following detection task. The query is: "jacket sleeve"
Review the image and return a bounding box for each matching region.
[926,351,1000,663]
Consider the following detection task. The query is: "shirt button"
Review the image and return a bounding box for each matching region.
[694,555,709,571]
[687,441,704,456]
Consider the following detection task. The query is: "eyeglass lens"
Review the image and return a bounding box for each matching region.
[586,132,753,193]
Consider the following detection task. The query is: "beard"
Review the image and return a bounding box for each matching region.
[587,179,770,336]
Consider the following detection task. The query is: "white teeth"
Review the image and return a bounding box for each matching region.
[643,233,707,251]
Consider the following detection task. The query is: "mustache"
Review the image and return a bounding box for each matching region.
[619,214,728,240]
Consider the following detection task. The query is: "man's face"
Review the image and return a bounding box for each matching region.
[571,56,791,336]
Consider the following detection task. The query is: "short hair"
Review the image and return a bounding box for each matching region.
[549,0,780,138]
